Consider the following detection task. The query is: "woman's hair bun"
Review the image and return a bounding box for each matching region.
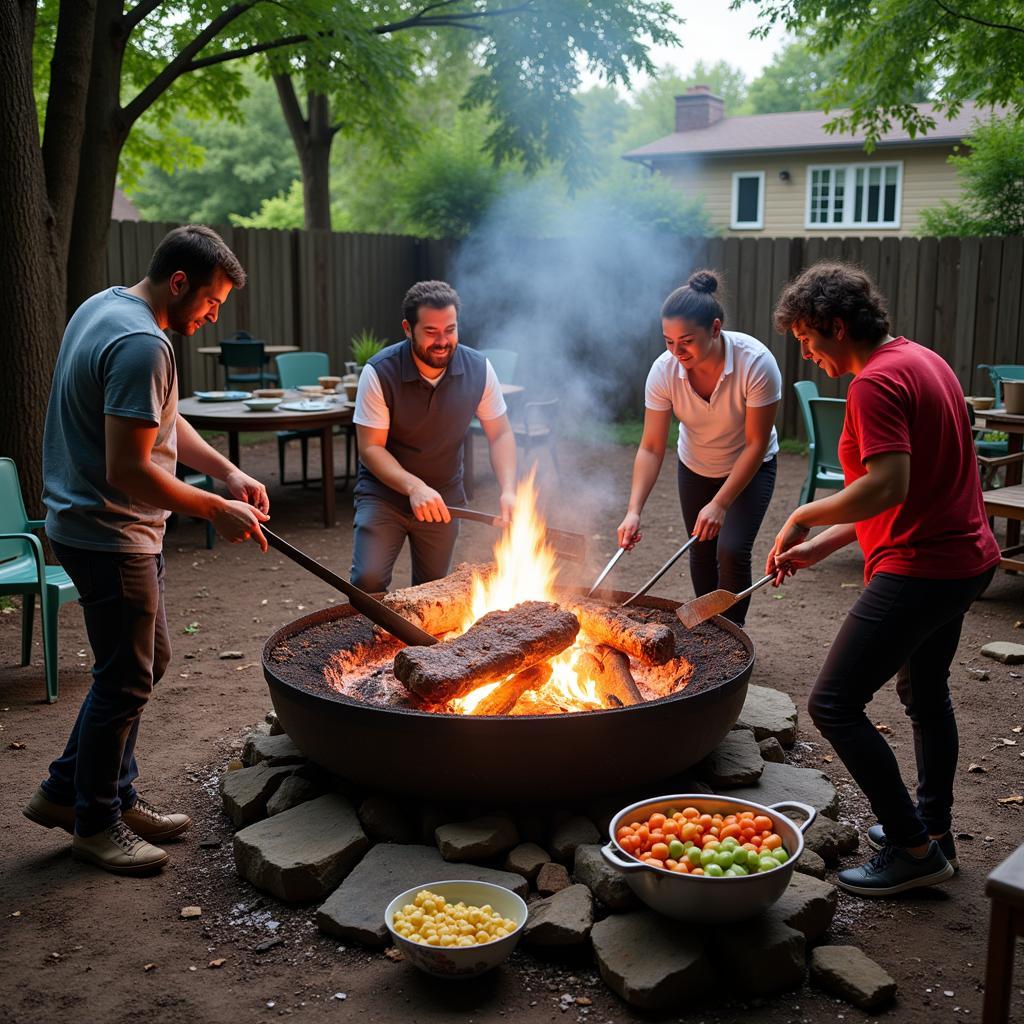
[687,269,719,294]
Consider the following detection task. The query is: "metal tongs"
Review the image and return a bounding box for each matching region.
[447,506,586,562]
[587,533,698,605]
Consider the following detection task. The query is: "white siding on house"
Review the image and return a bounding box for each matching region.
[655,145,962,237]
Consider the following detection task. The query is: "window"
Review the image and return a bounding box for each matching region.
[806,162,902,229]
[731,171,765,230]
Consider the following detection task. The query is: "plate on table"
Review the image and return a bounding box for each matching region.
[278,399,334,412]
[194,390,251,402]
[297,385,325,394]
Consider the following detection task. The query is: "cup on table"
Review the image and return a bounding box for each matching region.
[344,381,359,402]
[1002,380,1024,415]
[319,375,342,394]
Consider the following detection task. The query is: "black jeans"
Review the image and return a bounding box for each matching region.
[809,567,995,848]
[676,456,777,626]
[42,542,170,837]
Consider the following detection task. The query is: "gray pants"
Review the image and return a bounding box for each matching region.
[351,494,460,592]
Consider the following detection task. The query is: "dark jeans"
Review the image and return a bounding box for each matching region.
[677,456,777,625]
[809,567,995,848]
[42,542,170,837]
[351,494,461,592]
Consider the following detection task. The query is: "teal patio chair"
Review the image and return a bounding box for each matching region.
[801,396,846,504]
[978,364,1024,407]
[219,335,278,389]
[275,351,357,488]
[0,458,78,703]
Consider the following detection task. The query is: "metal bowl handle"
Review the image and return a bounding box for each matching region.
[769,800,817,834]
[600,841,645,873]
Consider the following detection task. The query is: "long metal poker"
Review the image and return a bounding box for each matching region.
[587,546,626,597]
[620,535,698,607]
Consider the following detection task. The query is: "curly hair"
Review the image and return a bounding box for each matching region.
[402,280,460,328]
[661,268,726,329]
[773,261,890,343]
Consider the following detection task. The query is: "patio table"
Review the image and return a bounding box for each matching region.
[178,395,353,528]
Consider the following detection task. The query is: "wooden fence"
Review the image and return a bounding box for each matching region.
[105,222,1024,439]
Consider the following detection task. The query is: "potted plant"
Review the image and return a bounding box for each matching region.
[350,330,385,375]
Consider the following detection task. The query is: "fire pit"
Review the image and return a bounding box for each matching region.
[263,588,752,802]
[262,477,754,801]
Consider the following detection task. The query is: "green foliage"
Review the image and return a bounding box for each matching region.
[231,180,305,230]
[746,40,847,114]
[919,117,1024,237]
[352,331,386,365]
[129,69,299,224]
[736,0,1022,149]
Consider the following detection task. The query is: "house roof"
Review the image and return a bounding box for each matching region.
[624,101,996,162]
[112,188,141,221]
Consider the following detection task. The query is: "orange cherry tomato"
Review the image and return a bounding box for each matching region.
[739,811,755,820]
[681,807,700,819]
[662,819,681,836]
[763,833,783,851]
[724,814,738,825]
[672,862,690,873]
[753,816,773,832]
[647,858,665,870]
[680,823,699,842]
[691,867,704,875]
[616,826,633,839]
[697,814,713,829]
[665,859,678,869]
[719,823,742,841]
[650,842,670,861]
[741,842,758,852]
[648,813,667,830]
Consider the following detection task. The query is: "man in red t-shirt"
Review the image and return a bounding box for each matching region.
[767,262,999,899]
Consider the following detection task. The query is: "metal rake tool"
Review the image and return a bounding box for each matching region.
[675,574,775,628]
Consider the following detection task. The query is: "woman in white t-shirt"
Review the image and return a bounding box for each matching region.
[616,270,781,625]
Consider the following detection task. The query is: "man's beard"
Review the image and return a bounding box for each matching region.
[413,337,455,369]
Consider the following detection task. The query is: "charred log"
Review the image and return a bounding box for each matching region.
[470,662,553,717]
[393,601,580,704]
[576,645,644,707]
[380,562,495,637]
[568,599,675,665]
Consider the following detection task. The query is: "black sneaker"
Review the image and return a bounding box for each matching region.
[866,824,959,870]
[837,840,954,897]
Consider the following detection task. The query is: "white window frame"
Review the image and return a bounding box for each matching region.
[730,171,765,230]
[804,160,903,230]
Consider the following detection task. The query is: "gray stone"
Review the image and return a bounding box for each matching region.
[359,795,418,844]
[591,911,713,1009]
[573,844,639,912]
[724,762,840,819]
[549,815,600,863]
[710,917,805,995]
[435,815,519,862]
[233,794,369,902]
[735,684,799,747]
[315,843,527,947]
[810,945,897,1011]
[766,872,837,942]
[504,842,550,884]
[266,775,319,816]
[537,862,571,895]
[523,884,593,947]
[698,730,765,788]
[265,709,285,736]
[794,849,827,879]
[220,763,296,827]
[242,732,305,767]
[981,641,1024,665]
[804,817,860,866]
[758,736,786,764]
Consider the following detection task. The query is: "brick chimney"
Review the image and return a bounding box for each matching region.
[675,85,725,132]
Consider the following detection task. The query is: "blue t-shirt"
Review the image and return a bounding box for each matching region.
[43,287,178,553]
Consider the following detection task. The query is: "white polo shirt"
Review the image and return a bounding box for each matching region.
[645,330,781,478]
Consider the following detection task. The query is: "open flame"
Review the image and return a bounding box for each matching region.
[450,472,603,715]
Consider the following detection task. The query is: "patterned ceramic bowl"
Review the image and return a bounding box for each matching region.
[384,879,527,979]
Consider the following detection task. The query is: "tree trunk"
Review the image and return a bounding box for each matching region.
[274,74,336,230]
[65,0,130,316]
[0,0,95,514]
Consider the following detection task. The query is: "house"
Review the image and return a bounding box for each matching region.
[112,188,141,221]
[624,88,995,237]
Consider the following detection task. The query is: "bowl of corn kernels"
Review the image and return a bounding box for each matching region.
[384,880,528,978]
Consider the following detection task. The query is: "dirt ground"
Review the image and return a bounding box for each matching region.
[2,437,1023,1024]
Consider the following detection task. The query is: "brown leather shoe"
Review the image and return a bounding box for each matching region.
[122,797,191,841]
[23,788,74,834]
[72,822,168,875]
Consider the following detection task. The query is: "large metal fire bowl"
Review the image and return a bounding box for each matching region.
[262,589,754,802]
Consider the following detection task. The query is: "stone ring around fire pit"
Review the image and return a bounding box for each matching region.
[263,587,754,803]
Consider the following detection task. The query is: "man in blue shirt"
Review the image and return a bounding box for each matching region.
[24,225,270,875]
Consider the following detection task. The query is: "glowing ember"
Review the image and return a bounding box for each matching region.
[451,472,603,714]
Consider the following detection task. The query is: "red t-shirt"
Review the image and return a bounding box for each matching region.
[838,338,1001,582]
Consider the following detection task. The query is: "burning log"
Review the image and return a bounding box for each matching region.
[471,662,553,716]
[567,598,675,666]
[576,645,644,707]
[380,562,496,637]
[393,601,580,704]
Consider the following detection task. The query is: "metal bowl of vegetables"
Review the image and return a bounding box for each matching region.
[601,794,816,924]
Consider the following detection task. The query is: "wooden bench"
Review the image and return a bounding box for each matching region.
[983,843,1024,1023]
[982,483,1024,572]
